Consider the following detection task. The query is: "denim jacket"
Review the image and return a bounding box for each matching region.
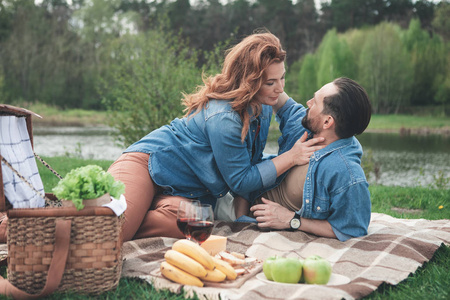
[252,98,371,241]
[125,100,277,204]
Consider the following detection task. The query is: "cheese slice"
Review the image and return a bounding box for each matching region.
[201,235,227,256]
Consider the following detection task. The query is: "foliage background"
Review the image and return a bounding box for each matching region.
[0,0,449,145]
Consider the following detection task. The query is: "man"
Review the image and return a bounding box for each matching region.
[247,77,372,241]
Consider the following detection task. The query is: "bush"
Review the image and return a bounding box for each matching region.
[101,29,204,148]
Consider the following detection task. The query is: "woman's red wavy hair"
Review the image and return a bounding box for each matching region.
[182,30,286,142]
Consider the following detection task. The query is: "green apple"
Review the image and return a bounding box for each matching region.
[271,257,303,284]
[262,256,277,281]
[298,259,305,283]
[302,255,332,284]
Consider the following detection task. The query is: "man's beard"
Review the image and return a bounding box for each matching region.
[301,109,319,135]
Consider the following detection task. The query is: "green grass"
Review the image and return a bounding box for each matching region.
[365,244,450,300]
[20,103,109,126]
[2,157,449,299]
[0,275,191,300]
[40,277,191,300]
[368,114,450,130]
[37,157,114,192]
[370,185,449,220]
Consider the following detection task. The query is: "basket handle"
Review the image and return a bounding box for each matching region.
[0,219,71,299]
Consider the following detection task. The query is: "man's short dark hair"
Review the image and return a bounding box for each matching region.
[322,77,372,139]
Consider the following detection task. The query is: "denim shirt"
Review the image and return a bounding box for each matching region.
[252,98,371,241]
[125,100,277,204]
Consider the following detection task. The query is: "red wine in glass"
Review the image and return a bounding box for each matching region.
[188,204,214,245]
[176,218,197,237]
[176,200,200,240]
[187,221,214,244]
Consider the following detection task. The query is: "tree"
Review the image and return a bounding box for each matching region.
[413,0,436,31]
[101,30,204,147]
[227,0,254,38]
[316,29,356,87]
[403,18,446,106]
[295,28,357,105]
[319,0,430,32]
[433,44,450,106]
[0,0,14,43]
[320,0,380,32]
[249,1,290,48]
[167,0,191,29]
[71,0,140,108]
[383,0,414,27]
[291,0,322,58]
[0,1,43,102]
[118,0,169,32]
[358,22,413,113]
[340,27,369,67]
[195,0,230,53]
[297,53,318,102]
[0,0,81,106]
[403,18,429,51]
[432,1,450,41]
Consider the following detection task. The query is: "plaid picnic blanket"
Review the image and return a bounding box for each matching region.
[121,213,450,300]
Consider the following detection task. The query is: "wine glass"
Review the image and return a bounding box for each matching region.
[176,199,200,240]
[188,204,214,245]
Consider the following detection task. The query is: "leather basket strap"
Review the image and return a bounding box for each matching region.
[0,219,71,299]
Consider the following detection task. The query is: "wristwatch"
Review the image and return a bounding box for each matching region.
[289,212,301,231]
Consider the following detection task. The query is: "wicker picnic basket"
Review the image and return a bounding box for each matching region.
[0,104,124,297]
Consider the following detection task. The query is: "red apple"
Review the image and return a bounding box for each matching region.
[302,255,332,284]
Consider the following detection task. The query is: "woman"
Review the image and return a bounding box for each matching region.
[108,31,324,242]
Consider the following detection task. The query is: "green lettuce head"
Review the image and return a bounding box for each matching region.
[52,165,125,210]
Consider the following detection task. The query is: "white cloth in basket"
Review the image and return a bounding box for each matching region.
[0,115,45,208]
[103,194,127,216]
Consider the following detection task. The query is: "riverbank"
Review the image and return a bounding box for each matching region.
[25,104,450,136]
[366,114,450,136]
[365,127,450,136]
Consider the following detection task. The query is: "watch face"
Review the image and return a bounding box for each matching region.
[290,218,301,229]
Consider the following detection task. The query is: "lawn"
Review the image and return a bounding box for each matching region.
[1,157,445,299]
[367,114,450,131]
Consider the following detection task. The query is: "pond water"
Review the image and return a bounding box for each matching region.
[33,126,121,161]
[356,132,450,187]
[32,126,450,188]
